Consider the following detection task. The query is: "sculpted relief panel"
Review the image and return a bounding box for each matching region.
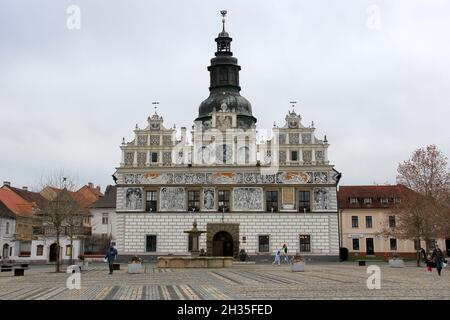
[232,187,263,211]
[125,188,143,210]
[313,187,337,211]
[202,188,215,211]
[160,187,186,211]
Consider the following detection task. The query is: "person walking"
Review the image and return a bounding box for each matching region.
[431,244,445,276]
[272,248,281,266]
[282,244,289,264]
[425,254,433,277]
[105,245,118,275]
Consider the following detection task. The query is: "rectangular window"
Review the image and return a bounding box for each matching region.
[351,216,359,228]
[36,245,44,256]
[151,152,158,163]
[188,190,200,212]
[414,239,420,251]
[299,234,311,252]
[299,191,310,212]
[102,213,109,225]
[365,216,373,228]
[146,235,157,252]
[266,191,278,212]
[390,239,397,251]
[66,245,72,257]
[380,197,389,204]
[429,239,436,251]
[291,151,298,161]
[389,216,396,228]
[218,190,230,212]
[364,198,372,204]
[258,235,270,253]
[350,197,358,204]
[352,238,360,250]
[394,197,401,204]
[146,191,157,212]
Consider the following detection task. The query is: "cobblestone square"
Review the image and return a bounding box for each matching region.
[0,262,449,300]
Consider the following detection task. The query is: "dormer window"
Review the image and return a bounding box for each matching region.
[380,197,389,204]
[350,197,358,204]
[364,198,372,204]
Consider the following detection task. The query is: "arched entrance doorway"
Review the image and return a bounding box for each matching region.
[212,231,233,257]
[49,243,58,262]
[2,244,9,259]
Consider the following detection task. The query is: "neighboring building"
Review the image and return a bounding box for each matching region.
[113,13,341,259]
[32,188,92,262]
[0,201,16,260]
[40,182,102,227]
[0,182,44,258]
[88,185,117,254]
[338,185,449,258]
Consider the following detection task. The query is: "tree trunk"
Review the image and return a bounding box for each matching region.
[69,233,73,266]
[416,237,420,267]
[56,231,60,273]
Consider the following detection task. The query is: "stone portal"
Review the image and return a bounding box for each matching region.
[207,223,239,258]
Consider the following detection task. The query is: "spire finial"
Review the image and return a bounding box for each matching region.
[220,10,227,32]
[152,101,159,115]
[290,100,297,113]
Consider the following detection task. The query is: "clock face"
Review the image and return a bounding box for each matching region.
[216,144,232,163]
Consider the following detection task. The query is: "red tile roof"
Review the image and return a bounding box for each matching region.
[338,184,410,209]
[0,188,34,216]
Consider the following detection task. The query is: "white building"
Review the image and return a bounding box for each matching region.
[0,201,16,260]
[113,13,341,259]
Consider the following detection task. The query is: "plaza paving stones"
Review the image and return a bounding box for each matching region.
[0,263,449,300]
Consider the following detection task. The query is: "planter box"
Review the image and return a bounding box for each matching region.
[127,262,143,274]
[76,261,89,271]
[291,261,305,272]
[389,259,405,268]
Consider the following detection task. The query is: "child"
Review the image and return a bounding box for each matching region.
[272,249,281,266]
[425,254,433,276]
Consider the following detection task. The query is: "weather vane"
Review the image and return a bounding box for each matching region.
[152,101,159,114]
[290,100,297,112]
[220,10,227,31]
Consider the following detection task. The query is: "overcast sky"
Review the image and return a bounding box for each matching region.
[1,0,449,191]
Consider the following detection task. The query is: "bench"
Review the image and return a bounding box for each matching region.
[20,263,29,269]
[14,268,25,276]
[1,265,12,272]
[357,260,384,266]
[113,263,120,270]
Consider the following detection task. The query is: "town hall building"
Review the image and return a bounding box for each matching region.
[114,12,341,259]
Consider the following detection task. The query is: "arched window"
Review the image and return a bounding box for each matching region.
[238,146,250,164]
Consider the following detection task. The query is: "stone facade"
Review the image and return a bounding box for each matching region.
[113,13,341,259]
[115,213,339,256]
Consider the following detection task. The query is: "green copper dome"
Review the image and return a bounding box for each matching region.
[196,12,256,129]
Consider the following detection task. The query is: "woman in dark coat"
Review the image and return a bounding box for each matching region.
[431,244,445,276]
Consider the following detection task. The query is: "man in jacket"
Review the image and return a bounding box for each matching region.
[105,245,118,275]
[431,244,445,276]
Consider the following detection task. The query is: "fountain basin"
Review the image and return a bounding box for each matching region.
[157,256,233,268]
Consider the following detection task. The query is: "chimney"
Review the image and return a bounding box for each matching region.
[96,186,101,193]
[22,186,28,191]
[3,181,11,187]
[88,182,93,188]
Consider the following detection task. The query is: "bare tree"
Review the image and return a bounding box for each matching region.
[35,172,81,272]
[397,144,450,202]
[384,145,450,266]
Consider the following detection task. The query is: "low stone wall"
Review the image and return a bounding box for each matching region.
[156,256,233,268]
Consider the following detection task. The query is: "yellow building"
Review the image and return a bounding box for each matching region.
[338,185,449,259]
